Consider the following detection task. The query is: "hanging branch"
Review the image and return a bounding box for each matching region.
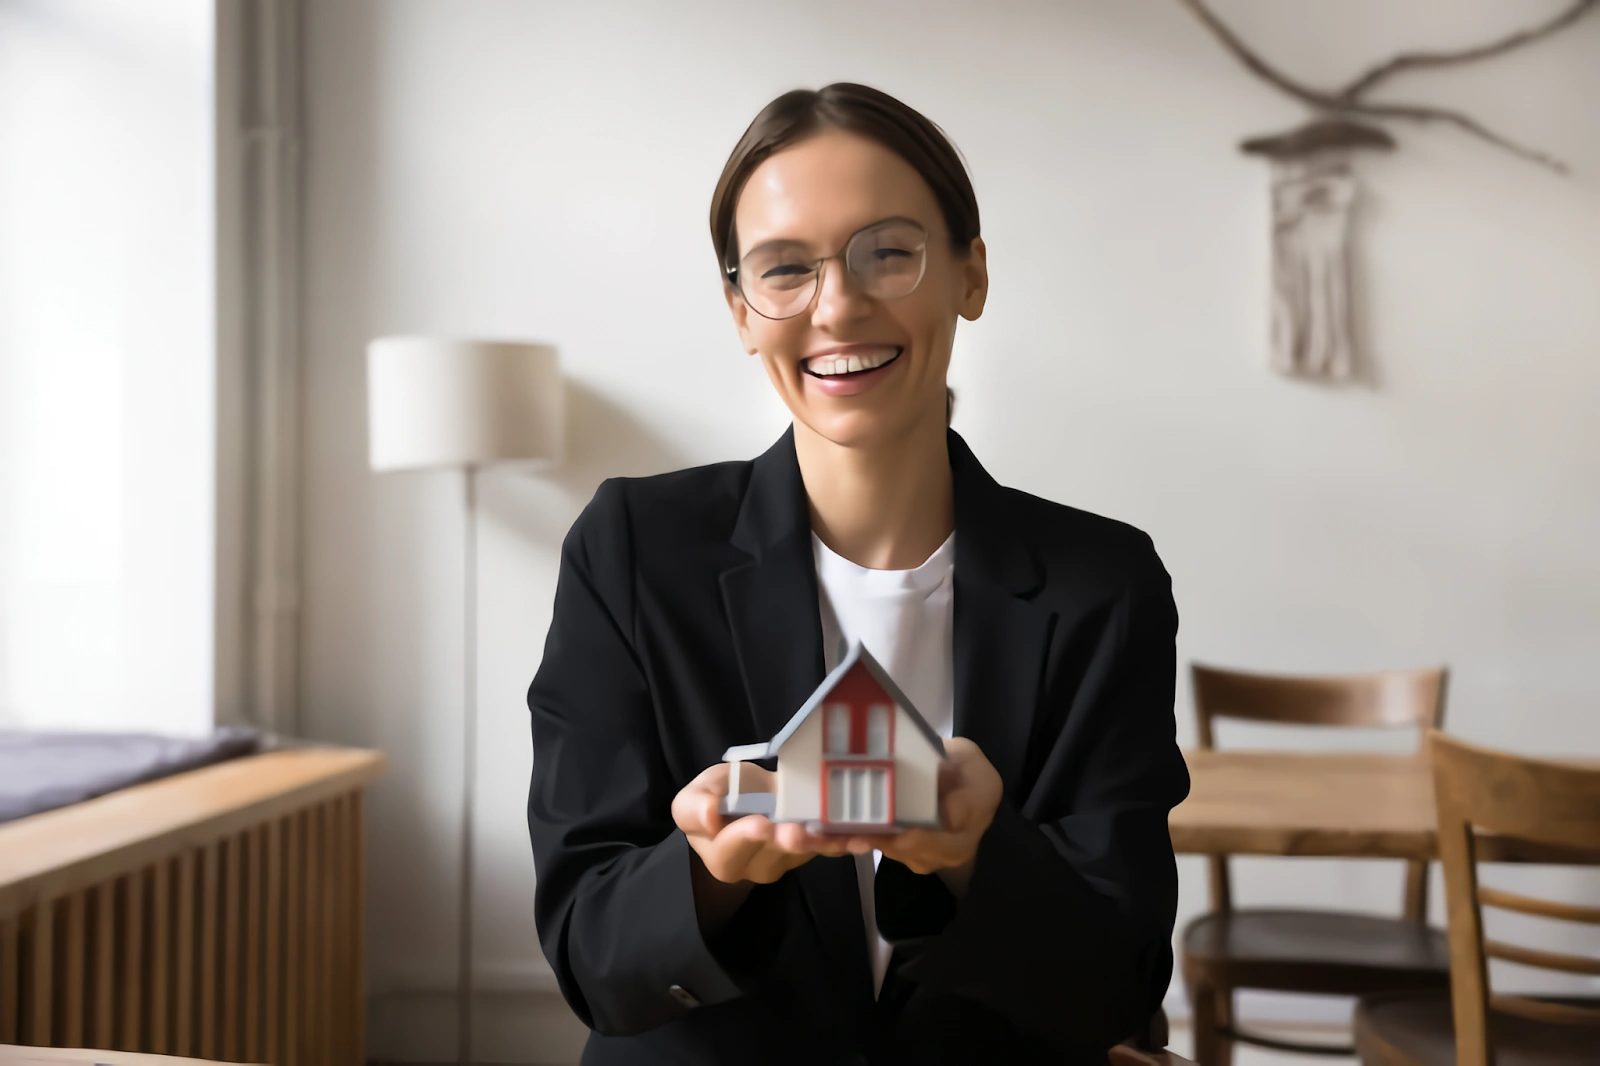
[1176,0,1597,174]
[1336,0,1598,101]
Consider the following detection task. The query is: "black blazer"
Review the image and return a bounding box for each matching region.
[527,428,1190,1065]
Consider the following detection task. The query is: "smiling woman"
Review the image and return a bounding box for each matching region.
[711,86,984,461]
[527,83,1189,1066]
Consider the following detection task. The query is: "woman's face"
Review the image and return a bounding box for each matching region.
[727,129,987,450]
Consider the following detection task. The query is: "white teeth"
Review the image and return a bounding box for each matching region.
[808,348,900,376]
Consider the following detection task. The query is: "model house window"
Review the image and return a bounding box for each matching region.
[827,766,889,824]
[826,702,851,754]
[826,700,895,756]
[867,703,891,756]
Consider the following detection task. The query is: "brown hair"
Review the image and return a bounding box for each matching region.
[710,83,979,275]
[710,83,978,425]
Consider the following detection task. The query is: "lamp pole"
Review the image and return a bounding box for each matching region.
[458,464,479,1066]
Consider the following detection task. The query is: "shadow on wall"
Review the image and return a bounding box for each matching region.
[483,377,694,545]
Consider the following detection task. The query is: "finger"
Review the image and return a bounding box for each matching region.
[942,791,969,833]
[674,789,726,837]
[773,821,819,854]
[703,816,772,881]
[791,825,851,856]
[943,736,980,763]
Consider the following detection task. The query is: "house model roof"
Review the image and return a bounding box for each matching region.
[731,640,947,761]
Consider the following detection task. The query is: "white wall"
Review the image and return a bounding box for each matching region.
[298,1,1600,1057]
[0,0,215,736]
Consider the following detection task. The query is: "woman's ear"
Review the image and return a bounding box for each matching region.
[959,236,989,322]
[724,282,758,355]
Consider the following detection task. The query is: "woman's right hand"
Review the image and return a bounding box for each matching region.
[673,761,847,885]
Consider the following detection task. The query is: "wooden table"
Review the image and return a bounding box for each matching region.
[1172,750,1600,863]
[0,1047,244,1066]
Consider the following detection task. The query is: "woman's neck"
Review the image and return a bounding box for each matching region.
[794,411,954,571]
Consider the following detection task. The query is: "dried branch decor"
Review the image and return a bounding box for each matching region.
[1176,0,1597,379]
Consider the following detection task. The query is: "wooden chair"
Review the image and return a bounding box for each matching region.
[1181,664,1453,1065]
[1110,1047,1199,1066]
[1353,732,1600,1066]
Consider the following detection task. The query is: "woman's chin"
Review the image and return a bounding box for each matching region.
[796,405,924,452]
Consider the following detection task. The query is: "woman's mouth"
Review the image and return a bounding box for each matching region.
[801,346,903,398]
[803,346,902,379]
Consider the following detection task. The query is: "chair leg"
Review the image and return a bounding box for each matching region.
[1212,986,1235,1066]
[1188,978,1220,1066]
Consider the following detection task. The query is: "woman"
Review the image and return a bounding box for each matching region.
[528,83,1189,1065]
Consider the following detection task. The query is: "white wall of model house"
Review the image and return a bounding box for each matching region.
[772,697,942,829]
[296,0,1600,1056]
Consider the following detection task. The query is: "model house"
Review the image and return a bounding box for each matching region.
[720,641,946,832]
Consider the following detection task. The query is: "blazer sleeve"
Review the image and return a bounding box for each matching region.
[526,480,746,1036]
[875,534,1190,1052]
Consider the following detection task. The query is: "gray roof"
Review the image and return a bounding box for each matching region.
[729,640,946,761]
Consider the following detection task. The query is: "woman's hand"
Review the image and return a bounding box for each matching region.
[673,761,848,886]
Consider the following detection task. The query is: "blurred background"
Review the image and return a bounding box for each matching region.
[1,1,1596,1064]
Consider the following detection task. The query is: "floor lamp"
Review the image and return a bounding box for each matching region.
[367,337,563,1066]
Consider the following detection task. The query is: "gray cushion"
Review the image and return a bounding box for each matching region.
[0,727,260,824]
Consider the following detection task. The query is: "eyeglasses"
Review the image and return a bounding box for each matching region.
[727,218,931,321]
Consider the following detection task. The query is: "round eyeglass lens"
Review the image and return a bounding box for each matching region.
[843,220,928,300]
[735,219,930,320]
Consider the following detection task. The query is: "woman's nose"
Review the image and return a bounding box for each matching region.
[810,258,873,329]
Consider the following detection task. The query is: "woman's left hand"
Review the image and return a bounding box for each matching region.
[780,737,1003,884]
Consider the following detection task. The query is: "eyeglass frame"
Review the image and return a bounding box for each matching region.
[724,216,941,321]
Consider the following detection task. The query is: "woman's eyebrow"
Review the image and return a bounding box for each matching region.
[742,216,922,259]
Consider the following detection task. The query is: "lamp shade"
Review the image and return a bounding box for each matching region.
[367,337,563,472]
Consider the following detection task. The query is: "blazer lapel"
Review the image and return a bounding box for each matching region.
[720,428,872,1000]
[719,427,826,744]
[948,431,1055,799]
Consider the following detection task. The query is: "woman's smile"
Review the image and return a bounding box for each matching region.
[801,343,904,397]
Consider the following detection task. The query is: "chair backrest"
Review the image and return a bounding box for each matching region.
[1191,663,1449,915]
[1428,731,1600,1066]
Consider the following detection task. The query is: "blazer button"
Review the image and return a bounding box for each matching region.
[668,983,701,1008]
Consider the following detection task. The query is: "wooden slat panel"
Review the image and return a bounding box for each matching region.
[200,842,218,1058]
[352,793,365,1066]
[284,812,300,1066]
[224,833,242,1061]
[175,849,194,1057]
[246,824,264,1062]
[318,802,335,1066]
[64,890,86,1047]
[150,860,169,1053]
[266,817,282,1066]
[122,869,144,1052]
[1479,886,1600,925]
[0,750,385,918]
[95,881,114,1047]
[304,807,321,1066]
[30,897,53,1046]
[1,914,18,1042]
[331,795,349,1066]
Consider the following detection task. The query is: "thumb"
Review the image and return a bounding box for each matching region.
[944,792,968,832]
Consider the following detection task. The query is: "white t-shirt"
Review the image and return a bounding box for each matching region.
[813,530,955,998]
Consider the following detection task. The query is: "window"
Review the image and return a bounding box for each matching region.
[826,702,850,754]
[825,700,894,756]
[0,1,215,733]
[867,703,891,756]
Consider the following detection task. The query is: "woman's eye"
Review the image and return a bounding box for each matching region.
[761,264,813,280]
[872,248,912,261]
